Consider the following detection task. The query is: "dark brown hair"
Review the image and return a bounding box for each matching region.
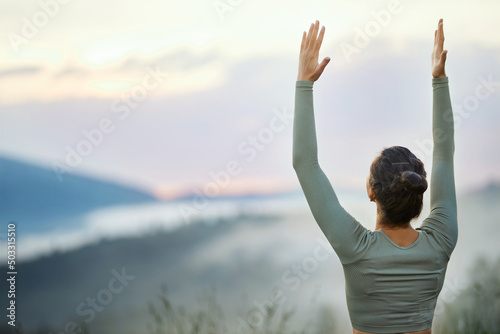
[369,146,428,227]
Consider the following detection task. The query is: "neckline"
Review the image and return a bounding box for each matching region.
[375,230,422,250]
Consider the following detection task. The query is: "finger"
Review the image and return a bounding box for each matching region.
[440,50,448,65]
[315,57,331,77]
[319,57,331,70]
[305,22,315,49]
[438,19,444,40]
[313,21,320,41]
[300,31,306,53]
[432,30,438,59]
[432,35,436,55]
[315,26,326,52]
[436,19,444,51]
[309,20,320,49]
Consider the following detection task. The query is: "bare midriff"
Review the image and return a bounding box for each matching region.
[353,328,431,334]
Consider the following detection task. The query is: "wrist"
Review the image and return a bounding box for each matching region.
[433,72,447,79]
[297,74,314,81]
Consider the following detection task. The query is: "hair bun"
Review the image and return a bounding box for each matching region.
[400,171,428,194]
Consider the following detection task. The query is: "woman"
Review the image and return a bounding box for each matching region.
[292,19,457,334]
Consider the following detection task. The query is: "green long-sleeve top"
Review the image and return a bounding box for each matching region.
[292,77,458,333]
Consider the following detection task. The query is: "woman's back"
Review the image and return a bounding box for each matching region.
[343,230,450,332]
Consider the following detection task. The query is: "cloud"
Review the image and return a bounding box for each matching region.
[0,65,43,77]
[54,65,87,78]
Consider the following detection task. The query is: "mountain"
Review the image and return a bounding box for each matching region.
[0,156,158,233]
[1,209,336,334]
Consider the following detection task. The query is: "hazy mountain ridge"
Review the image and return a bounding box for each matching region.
[0,156,158,233]
[0,211,297,334]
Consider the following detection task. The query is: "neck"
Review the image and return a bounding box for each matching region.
[374,202,412,231]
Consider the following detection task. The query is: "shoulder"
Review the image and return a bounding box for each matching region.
[416,225,457,260]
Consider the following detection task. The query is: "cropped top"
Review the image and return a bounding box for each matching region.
[292,77,458,333]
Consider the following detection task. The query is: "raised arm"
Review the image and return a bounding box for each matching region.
[292,21,369,264]
[293,20,329,165]
[421,19,458,257]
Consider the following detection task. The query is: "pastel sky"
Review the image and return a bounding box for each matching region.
[1,0,499,199]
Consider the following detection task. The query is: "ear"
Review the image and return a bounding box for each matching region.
[366,176,376,202]
[367,186,376,202]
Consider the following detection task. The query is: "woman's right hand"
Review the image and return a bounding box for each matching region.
[432,18,448,78]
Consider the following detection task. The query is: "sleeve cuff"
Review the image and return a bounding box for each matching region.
[432,76,448,87]
[296,80,314,88]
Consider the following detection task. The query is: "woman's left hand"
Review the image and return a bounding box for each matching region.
[297,20,331,82]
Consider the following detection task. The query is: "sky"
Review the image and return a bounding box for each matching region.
[1,0,499,199]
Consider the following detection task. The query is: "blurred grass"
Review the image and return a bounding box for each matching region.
[145,256,500,334]
[8,256,500,334]
[434,256,500,334]
[145,283,337,334]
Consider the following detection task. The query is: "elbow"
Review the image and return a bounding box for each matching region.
[292,158,302,171]
[293,156,306,171]
[292,156,318,172]
[292,151,303,170]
